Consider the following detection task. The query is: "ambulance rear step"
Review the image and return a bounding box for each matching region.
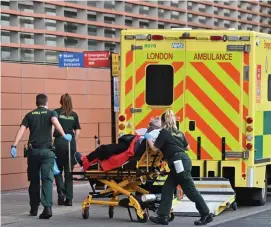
[172,177,236,217]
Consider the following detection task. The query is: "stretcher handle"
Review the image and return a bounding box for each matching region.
[68,141,71,173]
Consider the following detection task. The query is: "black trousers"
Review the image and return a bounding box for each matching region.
[54,137,76,200]
[157,152,210,217]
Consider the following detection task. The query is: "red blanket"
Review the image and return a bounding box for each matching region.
[82,136,139,172]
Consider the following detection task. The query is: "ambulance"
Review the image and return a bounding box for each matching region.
[117,28,271,215]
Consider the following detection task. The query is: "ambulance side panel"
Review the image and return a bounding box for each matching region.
[250,35,271,189]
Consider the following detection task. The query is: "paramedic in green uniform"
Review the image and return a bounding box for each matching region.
[53,93,81,206]
[145,110,213,226]
[10,94,72,219]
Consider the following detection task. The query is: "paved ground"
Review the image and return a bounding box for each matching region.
[2,183,271,227]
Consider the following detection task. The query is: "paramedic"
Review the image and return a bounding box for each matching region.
[53,93,81,206]
[145,110,213,226]
[10,94,72,219]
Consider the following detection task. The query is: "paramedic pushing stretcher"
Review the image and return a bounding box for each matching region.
[145,110,213,226]
[10,94,72,219]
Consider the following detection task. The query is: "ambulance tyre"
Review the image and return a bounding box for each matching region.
[253,179,267,206]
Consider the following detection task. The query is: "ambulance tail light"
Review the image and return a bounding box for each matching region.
[242,173,246,178]
[210,36,223,41]
[246,143,253,150]
[246,117,253,124]
[119,115,126,122]
[151,35,164,40]
[246,126,253,132]
[119,124,125,130]
[246,135,253,141]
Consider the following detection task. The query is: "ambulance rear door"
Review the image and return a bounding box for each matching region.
[183,34,248,162]
[131,34,186,132]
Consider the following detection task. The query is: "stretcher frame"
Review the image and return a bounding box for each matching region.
[71,141,174,223]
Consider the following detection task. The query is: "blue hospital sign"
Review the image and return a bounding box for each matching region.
[58,52,84,67]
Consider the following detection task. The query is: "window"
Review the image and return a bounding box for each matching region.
[88,40,97,50]
[64,22,77,33]
[1,14,10,26]
[146,65,174,106]
[88,25,97,36]
[158,9,164,18]
[104,29,115,38]
[20,16,34,29]
[45,35,57,46]
[268,75,271,101]
[64,8,77,18]
[158,24,164,29]
[45,19,56,31]
[125,18,132,27]
[45,4,56,16]
[1,0,9,9]
[20,33,34,45]
[1,47,12,60]
[64,37,78,48]
[139,6,149,15]
[45,50,57,63]
[18,3,34,13]
[1,30,11,43]
[104,16,115,24]
[125,3,133,13]
[104,1,115,9]
[87,1,96,7]
[139,21,149,28]
[21,48,34,62]
[88,13,97,21]
[105,42,116,51]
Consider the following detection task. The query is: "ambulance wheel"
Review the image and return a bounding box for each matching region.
[231,202,237,211]
[109,206,114,218]
[82,208,89,219]
[136,210,148,223]
[168,212,175,222]
[253,172,267,206]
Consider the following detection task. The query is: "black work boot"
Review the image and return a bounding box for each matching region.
[194,213,213,226]
[58,193,65,205]
[149,215,169,225]
[29,206,38,216]
[39,207,52,219]
[64,199,72,206]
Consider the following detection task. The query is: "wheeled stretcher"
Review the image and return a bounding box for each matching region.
[71,141,175,223]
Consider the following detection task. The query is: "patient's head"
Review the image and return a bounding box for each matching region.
[147,116,161,132]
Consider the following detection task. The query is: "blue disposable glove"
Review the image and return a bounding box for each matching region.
[63,134,72,142]
[53,159,60,176]
[144,133,153,140]
[10,147,17,158]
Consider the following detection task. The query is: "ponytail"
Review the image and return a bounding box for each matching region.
[60,93,73,116]
[161,110,177,130]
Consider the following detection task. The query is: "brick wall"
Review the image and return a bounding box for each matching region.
[1,62,112,191]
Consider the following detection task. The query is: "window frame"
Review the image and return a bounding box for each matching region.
[145,64,174,107]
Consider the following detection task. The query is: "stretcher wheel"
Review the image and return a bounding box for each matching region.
[231,202,237,211]
[136,210,148,223]
[168,212,175,222]
[82,208,89,219]
[109,206,114,218]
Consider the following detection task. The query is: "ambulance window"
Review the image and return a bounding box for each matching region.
[268,74,271,101]
[146,64,174,106]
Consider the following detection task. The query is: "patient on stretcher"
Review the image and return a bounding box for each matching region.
[74,117,161,172]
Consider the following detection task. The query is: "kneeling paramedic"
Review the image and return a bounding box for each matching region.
[145,110,213,226]
[10,94,72,219]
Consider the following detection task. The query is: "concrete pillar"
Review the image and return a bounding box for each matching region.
[34,34,45,45]
[34,1,44,13]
